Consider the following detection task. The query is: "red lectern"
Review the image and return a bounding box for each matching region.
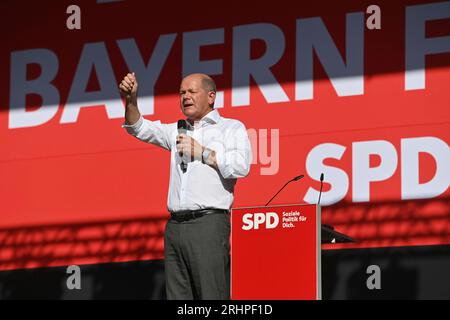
[231,204,321,300]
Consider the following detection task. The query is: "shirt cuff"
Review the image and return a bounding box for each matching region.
[215,147,234,179]
[121,116,143,135]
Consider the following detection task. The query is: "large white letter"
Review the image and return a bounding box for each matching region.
[258,129,280,176]
[183,28,224,108]
[304,143,349,205]
[232,23,289,107]
[401,137,450,200]
[405,2,450,90]
[296,12,364,100]
[118,35,176,115]
[62,42,122,123]
[9,49,59,129]
[352,140,398,202]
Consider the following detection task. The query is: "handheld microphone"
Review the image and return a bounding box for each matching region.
[265,174,304,206]
[177,120,188,173]
[317,173,324,206]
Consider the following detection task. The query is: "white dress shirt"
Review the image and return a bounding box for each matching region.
[122,109,252,213]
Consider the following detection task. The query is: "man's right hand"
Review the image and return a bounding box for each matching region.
[119,72,138,100]
[120,72,141,125]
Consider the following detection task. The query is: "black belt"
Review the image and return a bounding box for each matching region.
[170,209,229,222]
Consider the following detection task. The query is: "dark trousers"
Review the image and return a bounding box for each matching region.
[164,212,230,300]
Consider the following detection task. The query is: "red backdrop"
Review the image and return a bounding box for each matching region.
[0,0,449,270]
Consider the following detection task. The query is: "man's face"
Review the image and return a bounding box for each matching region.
[179,75,215,121]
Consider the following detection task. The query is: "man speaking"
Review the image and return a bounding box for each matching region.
[119,72,252,300]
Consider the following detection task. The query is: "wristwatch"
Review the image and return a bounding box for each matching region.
[202,148,211,164]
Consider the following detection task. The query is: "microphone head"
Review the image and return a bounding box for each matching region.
[320,173,324,182]
[177,119,187,130]
[293,174,304,181]
[177,120,188,135]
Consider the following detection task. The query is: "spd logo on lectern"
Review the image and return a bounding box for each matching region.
[241,212,279,230]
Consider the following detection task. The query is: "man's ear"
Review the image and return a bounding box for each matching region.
[208,91,216,106]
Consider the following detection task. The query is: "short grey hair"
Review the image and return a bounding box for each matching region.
[201,75,216,108]
[201,75,216,93]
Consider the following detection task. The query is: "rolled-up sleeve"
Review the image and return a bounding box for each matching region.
[215,121,252,179]
[122,116,172,151]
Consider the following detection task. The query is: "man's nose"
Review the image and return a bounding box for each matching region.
[183,92,192,99]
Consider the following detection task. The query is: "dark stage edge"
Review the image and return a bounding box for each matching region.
[0,244,449,300]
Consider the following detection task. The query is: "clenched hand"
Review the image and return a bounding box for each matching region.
[176,134,204,162]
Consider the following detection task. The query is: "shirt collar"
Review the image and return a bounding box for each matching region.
[202,109,221,124]
[187,109,221,129]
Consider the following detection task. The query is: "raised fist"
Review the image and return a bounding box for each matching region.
[119,72,138,99]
